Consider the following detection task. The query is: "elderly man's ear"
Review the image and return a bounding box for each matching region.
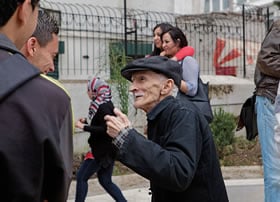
[160,79,174,95]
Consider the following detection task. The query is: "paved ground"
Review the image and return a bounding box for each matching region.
[68,179,264,202]
[67,166,264,202]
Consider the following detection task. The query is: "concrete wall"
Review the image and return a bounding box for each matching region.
[62,75,255,154]
[201,75,255,115]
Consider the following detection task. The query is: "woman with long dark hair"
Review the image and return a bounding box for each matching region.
[161,26,199,96]
[150,22,194,61]
[162,27,213,122]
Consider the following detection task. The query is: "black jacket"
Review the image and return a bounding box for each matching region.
[0,34,73,202]
[84,101,117,167]
[117,96,228,202]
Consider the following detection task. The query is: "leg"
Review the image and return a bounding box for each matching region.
[256,96,280,202]
[75,158,99,202]
[97,162,127,202]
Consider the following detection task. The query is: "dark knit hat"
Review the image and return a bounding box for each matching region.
[121,56,182,87]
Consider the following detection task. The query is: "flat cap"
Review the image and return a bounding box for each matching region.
[121,56,182,87]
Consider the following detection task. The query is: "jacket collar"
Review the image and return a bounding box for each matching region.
[147,96,175,120]
[0,34,23,55]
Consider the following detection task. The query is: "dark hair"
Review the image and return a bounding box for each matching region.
[150,22,173,56]
[32,10,59,47]
[0,0,40,27]
[161,26,188,48]
[31,0,40,9]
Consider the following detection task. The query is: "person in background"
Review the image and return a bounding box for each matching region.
[162,26,199,96]
[105,56,228,202]
[75,77,127,202]
[151,22,195,61]
[161,26,213,122]
[0,0,73,201]
[21,9,59,74]
[254,19,280,202]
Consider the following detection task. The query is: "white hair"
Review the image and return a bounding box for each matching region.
[157,73,178,95]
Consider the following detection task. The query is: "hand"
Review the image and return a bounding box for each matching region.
[171,56,178,61]
[160,51,166,56]
[105,108,131,138]
[75,119,85,129]
[79,117,87,124]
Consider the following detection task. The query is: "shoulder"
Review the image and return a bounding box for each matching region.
[181,56,199,72]
[173,98,200,118]
[270,20,280,32]
[40,74,71,98]
[164,97,194,115]
[98,101,114,114]
[182,56,198,64]
[99,101,114,108]
[24,75,71,106]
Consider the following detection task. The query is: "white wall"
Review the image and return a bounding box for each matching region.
[43,0,202,14]
[174,0,205,14]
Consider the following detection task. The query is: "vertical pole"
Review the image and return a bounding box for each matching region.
[266,7,270,31]
[242,4,246,78]
[124,0,127,57]
[135,20,137,57]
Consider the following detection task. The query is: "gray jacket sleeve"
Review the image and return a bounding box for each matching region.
[181,56,200,96]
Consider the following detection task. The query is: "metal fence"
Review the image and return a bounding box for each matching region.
[176,5,270,78]
[41,0,176,80]
[40,1,277,80]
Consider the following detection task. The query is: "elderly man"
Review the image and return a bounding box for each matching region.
[0,1,73,201]
[105,56,228,202]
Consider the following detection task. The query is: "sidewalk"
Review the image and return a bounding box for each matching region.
[67,173,150,201]
[68,187,151,202]
[68,179,264,202]
[67,166,264,202]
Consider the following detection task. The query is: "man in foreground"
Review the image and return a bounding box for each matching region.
[0,1,73,201]
[105,56,228,202]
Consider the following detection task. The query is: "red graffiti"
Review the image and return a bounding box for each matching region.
[213,38,241,76]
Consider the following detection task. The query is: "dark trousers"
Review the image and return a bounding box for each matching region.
[75,158,127,202]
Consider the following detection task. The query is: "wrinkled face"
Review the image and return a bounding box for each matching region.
[129,70,166,113]
[153,27,162,49]
[162,32,180,57]
[32,34,59,74]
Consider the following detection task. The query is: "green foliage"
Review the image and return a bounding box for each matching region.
[109,44,132,114]
[274,1,280,8]
[210,108,236,158]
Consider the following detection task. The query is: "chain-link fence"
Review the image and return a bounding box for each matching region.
[40,1,278,131]
[41,1,278,81]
